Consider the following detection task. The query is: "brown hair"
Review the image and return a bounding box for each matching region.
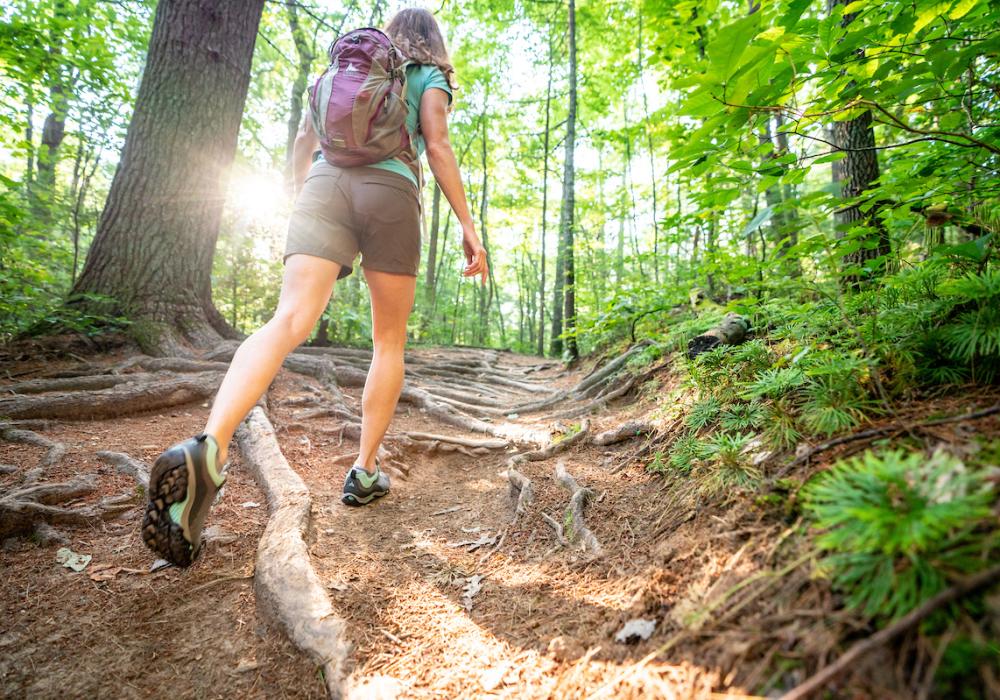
[384,8,457,90]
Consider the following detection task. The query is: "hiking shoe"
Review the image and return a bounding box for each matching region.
[341,463,390,506]
[141,433,227,567]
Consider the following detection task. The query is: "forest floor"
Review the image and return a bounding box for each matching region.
[2,340,997,699]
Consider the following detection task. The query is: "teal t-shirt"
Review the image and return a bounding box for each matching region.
[369,63,453,187]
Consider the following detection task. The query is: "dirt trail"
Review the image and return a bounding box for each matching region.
[265,348,717,698]
[1,343,797,699]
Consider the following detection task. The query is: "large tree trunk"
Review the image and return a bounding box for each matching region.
[70,0,265,354]
[559,0,579,361]
[828,0,890,286]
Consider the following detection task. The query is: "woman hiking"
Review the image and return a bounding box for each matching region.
[141,8,488,567]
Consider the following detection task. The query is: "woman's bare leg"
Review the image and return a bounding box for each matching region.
[204,254,341,463]
[356,268,416,472]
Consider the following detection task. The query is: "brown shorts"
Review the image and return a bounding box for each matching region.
[284,160,420,279]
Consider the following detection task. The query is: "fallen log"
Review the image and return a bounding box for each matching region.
[687,313,749,359]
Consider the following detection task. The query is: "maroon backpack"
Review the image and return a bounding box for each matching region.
[307,28,414,168]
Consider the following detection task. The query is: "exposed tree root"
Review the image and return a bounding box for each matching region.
[553,460,603,556]
[551,376,636,419]
[573,340,652,398]
[0,425,66,477]
[506,461,535,515]
[521,420,591,461]
[593,420,655,446]
[395,431,508,450]
[236,406,351,699]
[96,451,151,490]
[0,374,223,420]
[0,474,134,540]
[113,356,230,374]
[3,374,137,395]
[541,511,568,547]
[783,563,1000,700]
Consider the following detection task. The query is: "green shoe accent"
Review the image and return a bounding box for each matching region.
[169,500,185,523]
[203,435,226,487]
[356,467,380,489]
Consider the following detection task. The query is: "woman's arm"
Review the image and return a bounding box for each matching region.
[292,116,320,194]
[420,88,488,284]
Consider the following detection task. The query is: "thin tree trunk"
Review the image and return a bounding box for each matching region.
[25,98,35,187]
[828,0,890,286]
[283,0,316,185]
[559,0,579,360]
[70,0,265,353]
[424,182,441,316]
[32,0,72,223]
[622,101,643,277]
[638,9,660,284]
[477,115,490,345]
[537,26,555,357]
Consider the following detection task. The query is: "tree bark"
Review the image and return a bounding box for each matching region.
[638,10,660,284]
[553,0,578,360]
[537,26,555,357]
[828,0,890,286]
[70,0,266,354]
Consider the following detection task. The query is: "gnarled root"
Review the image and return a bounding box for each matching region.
[594,420,654,446]
[96,451,151,490]
[553,460,603,556]
[1,425,66,479]
[0,374,223,421]
[506,458,535,516]
[0,474,134,540]
[521,420,591,461]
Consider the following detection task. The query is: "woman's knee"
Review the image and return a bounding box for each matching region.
[270,306,319,345]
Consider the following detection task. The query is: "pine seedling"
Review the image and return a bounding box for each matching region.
[720,401,766,431]
[686,396,722,430]
[803,449,994,619]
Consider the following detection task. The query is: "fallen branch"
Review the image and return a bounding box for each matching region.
[553,461,602,556]
[778,403,1000,478]
[782,563,1000,700]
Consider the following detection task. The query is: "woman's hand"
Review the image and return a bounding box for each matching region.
[462,226,488,284]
